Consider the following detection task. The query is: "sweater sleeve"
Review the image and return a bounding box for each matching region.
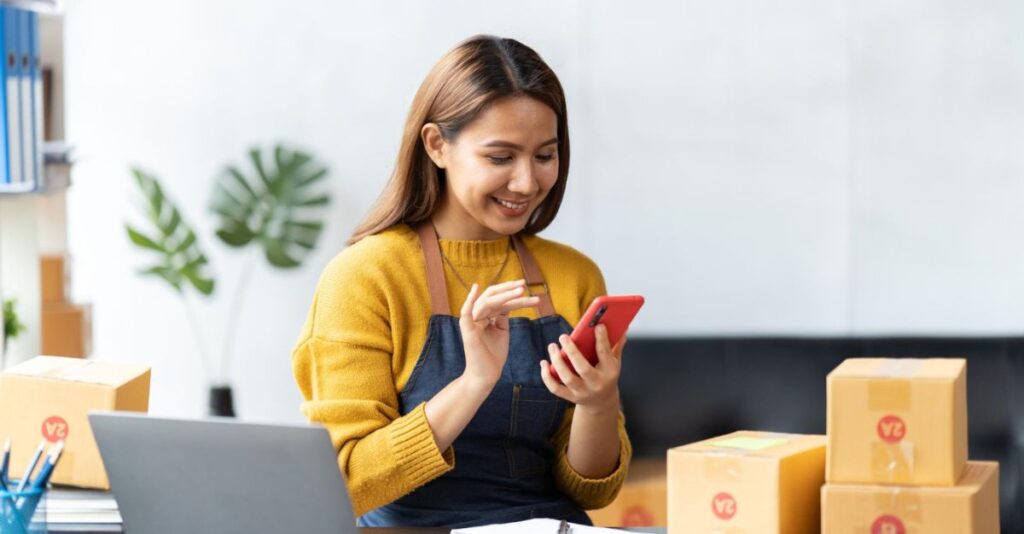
[291,251,453,516]
[550,247,632,509]
[551,408,632,509]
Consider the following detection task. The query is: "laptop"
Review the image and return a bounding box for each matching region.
[89,412,359,534]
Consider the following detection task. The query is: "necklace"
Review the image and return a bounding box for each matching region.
[435,226,513,292]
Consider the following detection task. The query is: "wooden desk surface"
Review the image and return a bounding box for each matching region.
[49,526,666,533]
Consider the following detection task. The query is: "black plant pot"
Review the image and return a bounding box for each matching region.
[209,385,236,417]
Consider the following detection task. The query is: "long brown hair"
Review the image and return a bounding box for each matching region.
[348,35,570,245]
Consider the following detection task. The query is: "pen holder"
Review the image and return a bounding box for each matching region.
[0,486,46,534]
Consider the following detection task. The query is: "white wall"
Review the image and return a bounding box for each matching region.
[62,0,1024,421]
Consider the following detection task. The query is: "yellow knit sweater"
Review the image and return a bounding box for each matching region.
[292,224,631,516]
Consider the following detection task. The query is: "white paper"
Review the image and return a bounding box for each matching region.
[452,518,621,534]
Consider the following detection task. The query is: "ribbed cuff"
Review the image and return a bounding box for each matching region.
[554,414,633,510]
[388,403,455,488]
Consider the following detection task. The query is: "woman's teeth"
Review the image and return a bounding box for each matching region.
[494,198,528,210]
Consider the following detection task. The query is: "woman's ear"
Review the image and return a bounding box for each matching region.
[421,123,447,169]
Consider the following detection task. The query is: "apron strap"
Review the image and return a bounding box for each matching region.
[415,223,556,318]
[512,234,556,318]
[415,223,451,316]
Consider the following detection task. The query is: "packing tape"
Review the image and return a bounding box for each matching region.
[9,360,97,382]
[871,441,915,483]
[703,452,743,482]
[710,436,790,452]
[867,359,918,480]
[872,486,924,524]
[873,358,923,378]
[868,359,918,410]
[868,379,911,411]
[8,360,134,388]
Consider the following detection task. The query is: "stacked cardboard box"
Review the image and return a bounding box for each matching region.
[40,255,91,357]
[822,358,1000,533]
[0,356,151,489]
[667,431,827,534]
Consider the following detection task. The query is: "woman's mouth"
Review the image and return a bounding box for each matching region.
[492,196,530,217]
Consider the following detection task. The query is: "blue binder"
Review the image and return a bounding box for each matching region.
[4,7,22,189]
[18,7,32,190]
[28,9,40,190]
[0,7,9,186]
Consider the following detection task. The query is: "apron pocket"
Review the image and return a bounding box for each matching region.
[504,384,564,478]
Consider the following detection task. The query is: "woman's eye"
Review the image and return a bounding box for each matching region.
[535,154,555,162]
[487,155,513,164]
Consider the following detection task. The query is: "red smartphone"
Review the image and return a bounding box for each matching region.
[549,295,645,383]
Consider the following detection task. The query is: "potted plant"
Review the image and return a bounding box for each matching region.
[2,298,27,370]
[125,144,330,416]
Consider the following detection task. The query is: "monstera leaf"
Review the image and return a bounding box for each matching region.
[125,168,216,295]
[209,145,329,268]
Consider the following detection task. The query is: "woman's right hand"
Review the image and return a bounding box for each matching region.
[459,279,540,390]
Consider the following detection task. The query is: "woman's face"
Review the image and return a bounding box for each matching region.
[425,96,560,240]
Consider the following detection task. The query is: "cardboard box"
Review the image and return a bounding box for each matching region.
[41,302,92,358]
[822,461,999,533]
[827,358,967,486]
[40,255,68,303]
[589,458,667,527]
[668,431,826,534]
[0,356,150,489]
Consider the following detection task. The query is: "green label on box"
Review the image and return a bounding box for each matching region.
[712,437,789,451]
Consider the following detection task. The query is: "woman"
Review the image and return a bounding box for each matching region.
[292,35,631,528]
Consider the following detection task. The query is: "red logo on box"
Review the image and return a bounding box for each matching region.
[876,415,906,444]
[871,514,906,534]
[620,505,654,526]
[711,492,737,520]
[41,415,69,442]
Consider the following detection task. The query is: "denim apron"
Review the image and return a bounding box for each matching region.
[357,224,592,528]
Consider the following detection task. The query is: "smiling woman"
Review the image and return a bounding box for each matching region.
[292,35,631,528]
[423,96,561,240]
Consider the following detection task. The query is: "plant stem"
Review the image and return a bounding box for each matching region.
[219,248,257,383]
[182,293,214,383]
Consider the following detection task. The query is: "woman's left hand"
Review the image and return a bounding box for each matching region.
[540,324,625,412]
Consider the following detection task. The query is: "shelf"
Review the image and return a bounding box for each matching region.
[0,0,61,15]
[0,161,72,195]
[0,6,64,369]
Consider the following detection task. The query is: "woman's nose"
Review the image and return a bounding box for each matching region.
[508,162,539,195]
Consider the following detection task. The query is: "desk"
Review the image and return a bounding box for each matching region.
[46,527,666,533]
[364,524,667,528]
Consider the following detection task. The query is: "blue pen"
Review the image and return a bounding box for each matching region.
[14,440,46,494]
[17,441,63,515]
[0,438,9,484]
[27,441,63,492]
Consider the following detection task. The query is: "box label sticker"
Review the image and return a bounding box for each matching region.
[711,492,736,520]
[877,415,907,444]
[42,415,69,442]
[871,514,906,534]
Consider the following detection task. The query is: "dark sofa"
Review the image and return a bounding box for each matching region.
[619,337,1023,531]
